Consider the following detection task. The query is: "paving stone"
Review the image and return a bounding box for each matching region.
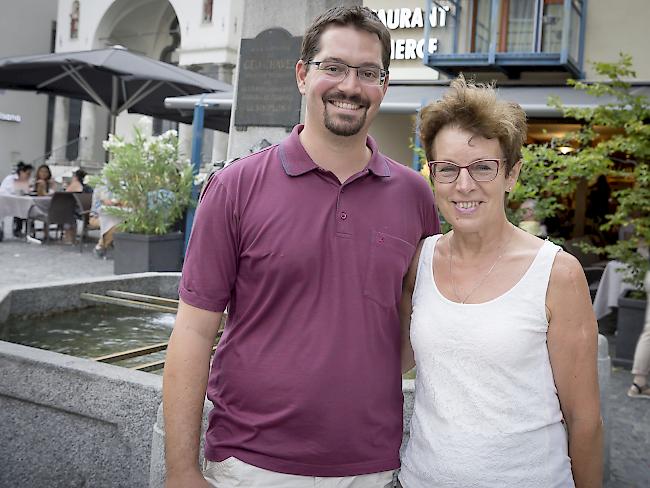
[0,235,114,293]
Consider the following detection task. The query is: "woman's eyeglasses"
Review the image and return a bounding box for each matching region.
[427,159,504,184]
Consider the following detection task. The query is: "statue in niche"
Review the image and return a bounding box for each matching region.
[70,1,80,39]
[202,0,213,23]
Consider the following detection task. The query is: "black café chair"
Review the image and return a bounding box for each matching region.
[30,192,78,242]
[72,192,94,252]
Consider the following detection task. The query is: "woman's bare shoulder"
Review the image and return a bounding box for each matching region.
[550,249,584,282]
[547,249,589,312]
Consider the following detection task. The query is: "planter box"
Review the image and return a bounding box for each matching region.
[613,290,647,368]
[113,232,183,275]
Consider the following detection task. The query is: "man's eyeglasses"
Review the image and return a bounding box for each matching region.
[306,60,388,86]
[427,159,503,184]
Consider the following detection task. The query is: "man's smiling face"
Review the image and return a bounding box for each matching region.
[297,25,388,137]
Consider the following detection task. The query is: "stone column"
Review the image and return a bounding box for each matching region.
[178,123,193,164]
[227,0,359,158]
[51,97,70,163]
[78,101,96,166]
[212,130,229,162]
[211,62,234,163]
[216,62,236,85]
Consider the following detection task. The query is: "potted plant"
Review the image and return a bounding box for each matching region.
[513,54,649,366]
[100,128,194,274]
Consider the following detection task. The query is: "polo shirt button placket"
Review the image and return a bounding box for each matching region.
[336,209,351,235]
[336,184,351,235]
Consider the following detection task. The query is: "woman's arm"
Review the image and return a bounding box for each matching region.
[400,240,424,374]
[546,251,603,488]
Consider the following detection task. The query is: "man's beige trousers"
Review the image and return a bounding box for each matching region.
[203,457,395,487]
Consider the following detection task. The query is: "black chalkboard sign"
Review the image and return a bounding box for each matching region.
[234,28,303,128]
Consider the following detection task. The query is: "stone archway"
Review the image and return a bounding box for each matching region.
[95,0,179,57]
[73,0,180,165]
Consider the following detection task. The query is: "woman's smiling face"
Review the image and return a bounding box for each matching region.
[37,167,50,180]
[430,126,520,233]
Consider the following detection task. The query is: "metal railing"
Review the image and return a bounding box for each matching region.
[424,0,587,78]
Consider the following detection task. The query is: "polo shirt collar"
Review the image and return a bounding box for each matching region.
[280,124,391,178]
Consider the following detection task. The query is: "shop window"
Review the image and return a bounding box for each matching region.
[471,0,566,54]
[202,0,213,23]
[505,0,536,52]
[471,0,493,53]
[66,99,81,161]
[541,0,565,52]
[70,1,80,39]
[45,20,57,158]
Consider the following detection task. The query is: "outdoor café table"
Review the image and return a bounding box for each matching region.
[0,193,51,219]
[592,260,635,320]
[0,193,52,241]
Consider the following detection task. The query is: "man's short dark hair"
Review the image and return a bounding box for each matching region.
[301,6,391,71]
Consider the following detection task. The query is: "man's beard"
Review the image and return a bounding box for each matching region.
[322,93,369,137]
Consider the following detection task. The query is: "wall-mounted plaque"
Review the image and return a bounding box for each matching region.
[234,28,302,128]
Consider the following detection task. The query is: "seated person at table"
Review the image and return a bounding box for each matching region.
[62,169,94,243]
[33,164,57,196]
[0,161,33,195]
[90,184,122,257]
[1,162,34,237]
[627,269,650,399]
[65,169,93,193]
[518,198,547,238]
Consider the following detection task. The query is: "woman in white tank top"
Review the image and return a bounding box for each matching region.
[398,76,603,488]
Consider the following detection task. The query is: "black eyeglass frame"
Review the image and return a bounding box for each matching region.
[427,158,505,184]
[306,60,388,86]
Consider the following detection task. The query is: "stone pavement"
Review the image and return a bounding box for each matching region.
[607,360,650,487]
[0,227,648,486]
[0,228,114,292]
[602,317,650,488]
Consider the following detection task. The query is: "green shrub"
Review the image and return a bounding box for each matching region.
[99,128,194,235]
[515,54,649,290]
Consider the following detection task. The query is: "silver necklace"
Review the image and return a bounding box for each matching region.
[449,226,514,304]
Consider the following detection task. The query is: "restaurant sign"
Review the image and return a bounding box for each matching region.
[371,5,450,61]
[0,112,21,123]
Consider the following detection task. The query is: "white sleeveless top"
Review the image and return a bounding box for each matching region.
[400,234,575,488]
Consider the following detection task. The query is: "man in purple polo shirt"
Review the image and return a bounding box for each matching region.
[163,6,439,488]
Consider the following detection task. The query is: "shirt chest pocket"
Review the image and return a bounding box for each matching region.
[363,231,415,308]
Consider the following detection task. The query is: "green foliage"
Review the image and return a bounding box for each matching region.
[99,129,194,235]
[410,137,452,233]
[516,53,649,290]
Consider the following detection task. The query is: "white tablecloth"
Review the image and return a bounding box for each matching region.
[592,261,635,319]
[0,194,51,219]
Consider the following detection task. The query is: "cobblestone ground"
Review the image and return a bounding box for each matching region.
[0,228,114,292]
[603,318,650,488]
[1,224,648,486]
[606,364,650,487]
